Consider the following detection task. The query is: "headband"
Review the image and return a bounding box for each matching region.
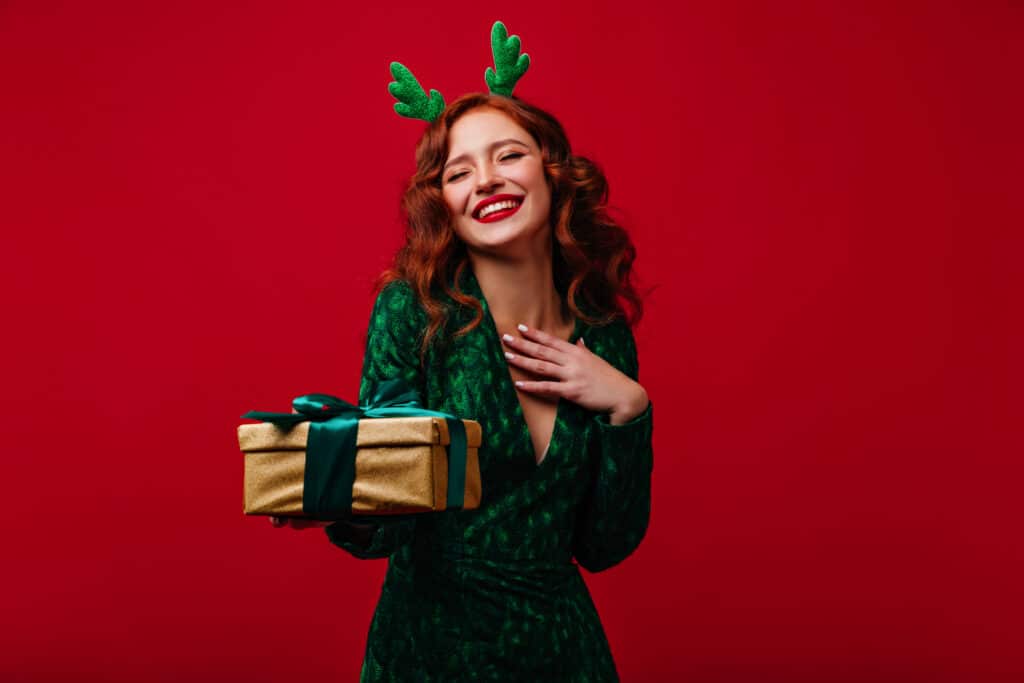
[388,21,531,123]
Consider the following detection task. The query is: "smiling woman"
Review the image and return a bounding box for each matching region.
[441,110,552,259]
[276,40,653,682]
[392,92,646,362]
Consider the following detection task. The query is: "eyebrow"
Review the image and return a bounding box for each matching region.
[443,138,530,172]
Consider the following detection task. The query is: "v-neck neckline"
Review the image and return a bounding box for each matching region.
[461,268,582,467]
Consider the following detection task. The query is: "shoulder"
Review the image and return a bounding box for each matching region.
[371,279,428,325]
[374,278,418,309]
[364,279,432,353]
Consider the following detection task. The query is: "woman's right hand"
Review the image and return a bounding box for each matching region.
[269,516,334,529]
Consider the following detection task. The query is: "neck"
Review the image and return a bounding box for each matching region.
[467,247,567,333]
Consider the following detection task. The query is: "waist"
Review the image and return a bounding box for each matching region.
[435,541,573,565]
[389,541,580,597]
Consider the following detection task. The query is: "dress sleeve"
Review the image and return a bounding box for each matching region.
[325,280,425,559]
[572,322,654,573]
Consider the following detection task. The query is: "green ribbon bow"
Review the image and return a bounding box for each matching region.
[241,379,468,519]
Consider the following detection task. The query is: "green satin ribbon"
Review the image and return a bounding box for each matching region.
[241,379,468,519]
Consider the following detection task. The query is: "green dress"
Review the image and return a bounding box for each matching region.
[326,267,654,682]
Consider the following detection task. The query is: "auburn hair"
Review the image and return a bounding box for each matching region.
[376,92,644,363]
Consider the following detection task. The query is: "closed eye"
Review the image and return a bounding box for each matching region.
[500,153,524,161]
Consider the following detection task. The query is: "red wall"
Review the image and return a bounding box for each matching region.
[2,2,1020,681]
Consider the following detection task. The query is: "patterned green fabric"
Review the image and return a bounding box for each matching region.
[326,267,654,682]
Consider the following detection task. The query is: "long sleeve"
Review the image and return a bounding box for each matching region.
[572,322,654,573]
[325,280,426,559]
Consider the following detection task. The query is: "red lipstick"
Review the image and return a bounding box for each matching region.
[473,194,524,220]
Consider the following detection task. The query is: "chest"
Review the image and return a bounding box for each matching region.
[511,386,558,464]
[494,318,575,465]
[427,310,588,473]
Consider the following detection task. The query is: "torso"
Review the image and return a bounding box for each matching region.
[494,315,575,464]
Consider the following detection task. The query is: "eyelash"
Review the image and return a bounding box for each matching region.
[446,153,524,183]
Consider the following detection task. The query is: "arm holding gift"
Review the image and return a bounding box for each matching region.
[321,280,427,558]
[249,281,477,553]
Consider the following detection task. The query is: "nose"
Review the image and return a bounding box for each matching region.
[475,163,503,194]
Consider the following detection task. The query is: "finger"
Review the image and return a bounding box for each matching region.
[516,324,578,354]
[297,519,334,529]
[577,338,586,349]
[512,379,567,397]
[504,351,566,379]
[502,332,568,366]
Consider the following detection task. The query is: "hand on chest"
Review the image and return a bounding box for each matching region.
[495,319,575,464]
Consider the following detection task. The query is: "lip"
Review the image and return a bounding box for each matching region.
[472,193,524,219]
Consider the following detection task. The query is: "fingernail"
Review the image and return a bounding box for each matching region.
[517,324,528,332]
[514,381,524,387]
[502,333,514,342]
[504,352,515,360]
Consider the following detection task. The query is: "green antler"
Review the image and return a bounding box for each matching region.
[485,21,530,96]
[388,61,445,122]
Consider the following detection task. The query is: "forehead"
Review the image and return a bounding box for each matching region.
[446,108,534,156]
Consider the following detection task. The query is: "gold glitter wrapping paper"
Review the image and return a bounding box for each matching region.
[238,416,482,516]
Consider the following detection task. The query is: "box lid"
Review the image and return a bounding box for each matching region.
[238,416,482,452]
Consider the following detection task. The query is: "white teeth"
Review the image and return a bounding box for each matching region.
[478,199,521,218]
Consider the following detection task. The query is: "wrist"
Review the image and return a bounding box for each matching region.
[608,384,649,425]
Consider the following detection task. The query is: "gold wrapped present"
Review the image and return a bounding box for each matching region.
[238,416,482,517]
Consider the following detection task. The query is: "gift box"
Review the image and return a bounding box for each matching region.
[238,415,482,517]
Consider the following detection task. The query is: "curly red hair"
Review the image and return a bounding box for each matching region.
[377,92,644,362]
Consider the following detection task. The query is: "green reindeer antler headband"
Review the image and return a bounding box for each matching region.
[388,21,531,123]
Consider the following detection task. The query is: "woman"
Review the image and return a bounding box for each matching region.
[275,92,653,682]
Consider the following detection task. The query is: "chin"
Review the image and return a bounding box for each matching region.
[460,226,548,256]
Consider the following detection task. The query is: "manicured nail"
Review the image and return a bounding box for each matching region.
[517,324,528,332]
[514,381,524,387]
[502,333,514,342]
[504,352,515,360]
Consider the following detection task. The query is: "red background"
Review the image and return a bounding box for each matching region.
[1,2,1021,681]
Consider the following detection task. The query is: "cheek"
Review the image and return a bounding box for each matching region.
[442,186,464,214]
[526,163,550,196]
[529,173,552,211]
